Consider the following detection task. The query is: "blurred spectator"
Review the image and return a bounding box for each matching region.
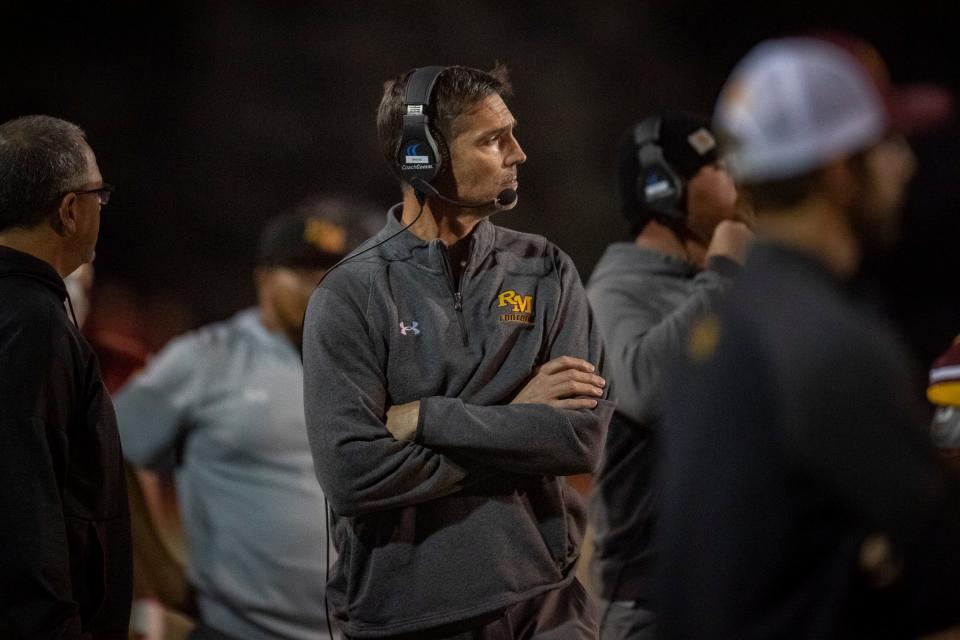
[115,199,378,640]
[64,265,155,394]
[0,115,132,638]
[656,35,960,639]
[587,112,751,639]
[65,263,193,640]
[927,337,960,463]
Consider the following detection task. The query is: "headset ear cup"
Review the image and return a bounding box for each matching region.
[637,142,685,222]
[398,114,442,187]
[397,66,448,191]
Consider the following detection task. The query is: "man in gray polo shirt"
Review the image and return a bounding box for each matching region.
[116,205,373,639]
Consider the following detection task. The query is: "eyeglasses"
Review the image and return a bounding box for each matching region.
[72,183,114,207]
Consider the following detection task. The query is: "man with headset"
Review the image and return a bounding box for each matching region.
[302,64,613,639]
[587,112,751,639]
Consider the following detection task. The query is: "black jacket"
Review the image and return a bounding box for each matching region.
[657,243,960,639]
[586,244,739,602]
[0,246,132,639]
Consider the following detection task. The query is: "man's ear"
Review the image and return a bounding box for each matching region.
[56,192,79,237]
[818,157,858,210]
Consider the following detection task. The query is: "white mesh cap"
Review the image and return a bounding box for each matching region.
[714,37,887,184]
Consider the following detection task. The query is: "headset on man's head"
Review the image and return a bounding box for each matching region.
[395,65,518,211]
[396,65,450,196]
[634,116,686,223]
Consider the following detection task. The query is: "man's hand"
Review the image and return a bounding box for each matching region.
[386,400,420,441]
[707,220,753,266]
[511,356,605,409]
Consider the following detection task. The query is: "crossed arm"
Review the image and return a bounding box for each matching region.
[386,354,606,443]
[303,258,612,517]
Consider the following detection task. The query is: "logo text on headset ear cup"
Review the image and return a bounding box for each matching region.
[634,116,686,222]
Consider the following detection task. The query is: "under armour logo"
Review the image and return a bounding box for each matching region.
[399,321,421,336]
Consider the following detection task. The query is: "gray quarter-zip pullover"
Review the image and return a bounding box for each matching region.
[303,205,613,638]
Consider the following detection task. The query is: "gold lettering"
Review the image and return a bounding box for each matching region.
[513,295,533,314]
[500,312,534,324]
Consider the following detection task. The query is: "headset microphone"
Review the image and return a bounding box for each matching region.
[495,188,518,207]
[409,177,517,210]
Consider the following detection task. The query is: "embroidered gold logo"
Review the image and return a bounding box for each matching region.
[304,218,347,254]
[688,313,720,363]
[497,290,534,324]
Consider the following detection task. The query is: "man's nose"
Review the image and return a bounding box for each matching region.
[506,133,527,166]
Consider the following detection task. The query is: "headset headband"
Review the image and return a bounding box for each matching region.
[634,116,661,150]
[634,116,685,221]
[403,66,446,110]
[397,66,448,193]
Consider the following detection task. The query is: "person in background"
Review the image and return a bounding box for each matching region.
[115,204,374,640]
[927,337,960,464]
[587,111,751,639]
[0,114,132,639]
[656,35,960,639]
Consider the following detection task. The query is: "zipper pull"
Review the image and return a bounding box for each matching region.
[454,291,463,312]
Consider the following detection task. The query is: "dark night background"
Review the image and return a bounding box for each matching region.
[3,0,960,377]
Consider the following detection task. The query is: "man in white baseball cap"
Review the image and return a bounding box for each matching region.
[656,34,960,639]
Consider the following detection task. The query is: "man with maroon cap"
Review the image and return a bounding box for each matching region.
[115,204,376,640]
[656,36,960,639]
[927,337,960,463]
[586,112,751,639]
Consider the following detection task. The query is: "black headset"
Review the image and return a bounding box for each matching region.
[396,65,449,195]
[634,116,686,222]
[393,65,517,210]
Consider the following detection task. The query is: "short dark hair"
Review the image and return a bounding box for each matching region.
[376,64,512,182]
[0,115,90,232]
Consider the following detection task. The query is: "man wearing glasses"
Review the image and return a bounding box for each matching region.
[0,115,130,639]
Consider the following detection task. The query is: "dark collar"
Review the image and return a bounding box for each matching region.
[0,245,68,302]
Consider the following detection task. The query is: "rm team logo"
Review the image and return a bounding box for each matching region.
[497,290,534,324]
